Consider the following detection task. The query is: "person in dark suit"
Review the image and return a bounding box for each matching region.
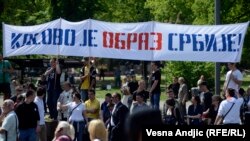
[109,92,129,141]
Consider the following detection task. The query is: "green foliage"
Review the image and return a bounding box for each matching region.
[0,0,52,55]
[240,28,250,69]
[145,0,195,23]
[192,0,214,24]
[220,64,227,76]
[145,0,250,25]
[1,0,52,25]
[51,0,99,21]
[163,61,215,90]
[146,0,250,90]
[94,0,151,22]
[221,0,250,24]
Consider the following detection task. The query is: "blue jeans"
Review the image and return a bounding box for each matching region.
[47,90,60,120]
[150,92,160,110]
[80,89,88,102]
[72,121,85,141]
[19,128,37,141]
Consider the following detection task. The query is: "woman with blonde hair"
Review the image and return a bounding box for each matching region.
[88,119,107,141]
[53,121,75,141]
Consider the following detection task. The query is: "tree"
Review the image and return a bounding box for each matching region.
[145,0,250,89]
[145,0,195,23]
[94,0,151,22]
[0,0,52,56]
[164,61,215,91]
[1,0,52,25]
[51,0,100,21]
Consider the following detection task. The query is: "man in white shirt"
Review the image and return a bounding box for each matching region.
[34,87,47,141]
[0,99,18,141]
[215,88,243,125]
[57,82,73,121]
[223,63,243,94]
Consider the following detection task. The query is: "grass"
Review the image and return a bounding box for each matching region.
[96,88,120,100]
[95,86,167,101]
[95,75,167,100]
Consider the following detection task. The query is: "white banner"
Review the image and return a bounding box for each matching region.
[3,19,249,62]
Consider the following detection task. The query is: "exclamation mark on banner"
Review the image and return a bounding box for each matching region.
[237,34,242,51]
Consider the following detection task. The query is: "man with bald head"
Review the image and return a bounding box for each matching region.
[0,99,18,141]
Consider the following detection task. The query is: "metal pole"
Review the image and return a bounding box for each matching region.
[215,0,221,95]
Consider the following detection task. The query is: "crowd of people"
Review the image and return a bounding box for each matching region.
[0,54,249,141]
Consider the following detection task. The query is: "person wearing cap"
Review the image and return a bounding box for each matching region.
[199,81,213,112]
[0,53,14,100]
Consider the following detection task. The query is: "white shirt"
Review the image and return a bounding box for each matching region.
[34,96,45,125]
[57,89,73,118]
[217,97,243,124]
[0,111,18,141]
[110,104,117,126]
[131,103,149,114]
[58,89,73,104]
[67,102,85,122]
[225,69,243,92]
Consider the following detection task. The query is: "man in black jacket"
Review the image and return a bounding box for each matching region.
[109,92,129,141]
